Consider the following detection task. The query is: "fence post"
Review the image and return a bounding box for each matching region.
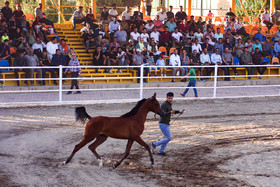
[213,64,218,98]
[140,65,144,99]
[59,65,63,104]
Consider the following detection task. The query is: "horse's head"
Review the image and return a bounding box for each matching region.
[148,93,164,116]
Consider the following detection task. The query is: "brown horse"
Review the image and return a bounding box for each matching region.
[64,93,164,169]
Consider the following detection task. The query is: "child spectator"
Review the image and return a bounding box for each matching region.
[156,54,166,77]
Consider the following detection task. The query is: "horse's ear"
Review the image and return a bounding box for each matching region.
[151,93,156,100]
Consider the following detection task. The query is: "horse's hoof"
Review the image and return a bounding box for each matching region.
[62,161,67,165]
[150,164,154,169]
[98,159,103,168]
[113,164,116,169]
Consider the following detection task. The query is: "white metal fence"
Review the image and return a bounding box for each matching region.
[0,64,279,105]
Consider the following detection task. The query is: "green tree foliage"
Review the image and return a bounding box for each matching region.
[235,0,267,18]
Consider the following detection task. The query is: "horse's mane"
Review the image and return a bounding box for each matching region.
[121,99,147,118]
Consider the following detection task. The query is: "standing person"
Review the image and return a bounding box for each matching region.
[169,49,185,82]
[109,4,119,21]
[24,48,43,86]
[151,92,184,156]
[1,1,13,22]
[65,53,81,94]
[144,0,153,16]
[180,66,198,97]
[13,51,28,86]
[100,7,110,31]
[35,3,56,33]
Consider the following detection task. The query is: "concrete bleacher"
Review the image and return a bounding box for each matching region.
[1,23,280,86]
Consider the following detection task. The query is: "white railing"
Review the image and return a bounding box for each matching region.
[0,64,279,105]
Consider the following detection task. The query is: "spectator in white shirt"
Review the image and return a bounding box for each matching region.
[32,37,46,55]
[145,20,155,33]
[261,8,273,31]
[140,28,150,45]
[200,48,212,80]
[171,27,183,47]
[122,6,131,21]
[46,37,58,60]
[157,7,167,22]
[109,4,119,20]
[150,27,160,44]
[192,38,202,53]
[130,27,141,46]
[194,27,204,43]
[169,49,185,82]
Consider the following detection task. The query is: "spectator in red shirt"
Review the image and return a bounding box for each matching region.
[178,18,189,35]
[159,26,172,48]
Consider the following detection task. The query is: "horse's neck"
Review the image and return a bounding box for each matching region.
[134,102,150,123]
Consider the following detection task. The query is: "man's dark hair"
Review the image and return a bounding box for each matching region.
[112,3,116,6]
[56,49,61,52]
[51,36,57,41]
[167,92,174,97]
[79,6,83,9]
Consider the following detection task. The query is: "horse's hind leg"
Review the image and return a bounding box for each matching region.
[88,134,108,167]
[134,136,154,168]
[113,139,134,169]
[64,138,92,164]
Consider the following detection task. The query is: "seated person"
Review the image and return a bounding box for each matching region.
[109,4,120,21]
[93,45,106,72]
[240,47,255,79]
[222,47,238,80]
[109,17,120,41]
[234,17,249,37]
[214,27,224,42]
[106,46,122,73]
[24,48,43,85]
[136,38,147,52]
[189,49,200,66]
[172,27,183,47]
[131,16,146,33]
[201,38,213,54]
[117,47,129,67]
[274,39,280,56]
[178,18,189,36]
[200,48,212,80]
[159,26,172,48]
[110,37,120,49]
[145,20,154,33]
[0,40,11,63]
[194,28,204,43]
[153,15,163,32]
[156,54,166,76]
[133,49,149,83]
[245,39,254,53]
[214,38,224,54]
[253,38,262,52]
[13,51,28,86]
[140,28,150,46]
[223,29,234,46]
[130,27,140,47]
[83,28,95,53]
[261,8,273,32]
[51,49,67,78]
[156,7,167,23]
[166,18,176,32]
[85,8,98,30]
[169,49,185,82]
[72,6,86,30]
[253,28,266,42]
[150,27,160,44]
[132,5,143,20]
[192,38,202,54]
[181,38,192,56]
[235,38,244,58]
[39,50,58,85]
[126,39,135,63]
[120,16,130,34]
[114,25,127,47]
[223,38,233,53]
[252,48,266,78]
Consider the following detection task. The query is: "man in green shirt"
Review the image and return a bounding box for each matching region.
[180,67,198,97]
[151,92,184,156]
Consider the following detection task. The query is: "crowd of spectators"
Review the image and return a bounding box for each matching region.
[78,5,280,82]
[0,1,81,87]
[1,3,280,88]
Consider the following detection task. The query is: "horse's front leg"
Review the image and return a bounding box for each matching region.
[113,139,134,169]
[134,136,154,168]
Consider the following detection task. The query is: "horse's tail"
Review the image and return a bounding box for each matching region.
[75,107,91,122]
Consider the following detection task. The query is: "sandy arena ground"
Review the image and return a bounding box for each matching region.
[0,96,280,186]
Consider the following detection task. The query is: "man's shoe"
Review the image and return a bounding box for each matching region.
[66,91,72,94]
[171,79,175,82]
[74,91,81,94]
[151,143,156,154]
[180,93,185,97]
[158,152,168,156]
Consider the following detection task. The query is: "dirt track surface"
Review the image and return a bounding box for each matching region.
[0,97,280,186]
